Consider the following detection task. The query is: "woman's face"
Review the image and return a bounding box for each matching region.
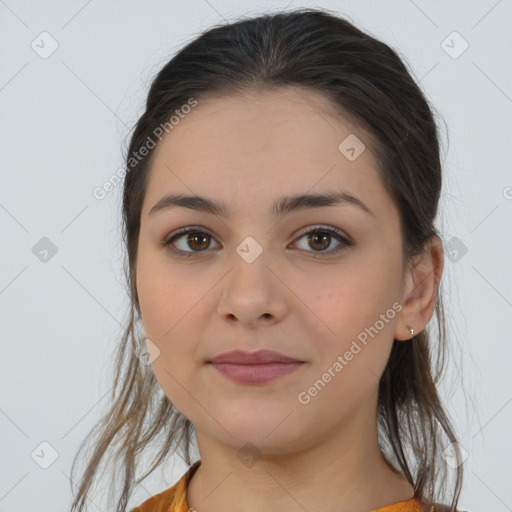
[136,87,408,455]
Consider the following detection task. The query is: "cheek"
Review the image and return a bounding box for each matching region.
[296,272,399,416]
[136,245,203,339]
[135,246,218,390]
[308,255,402,365]
[136,250,205,411]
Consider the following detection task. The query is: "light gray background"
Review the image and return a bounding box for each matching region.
[1,1,511,511]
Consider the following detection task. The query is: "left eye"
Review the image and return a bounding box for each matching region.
[163,225,352,257]
[293,226,351,255]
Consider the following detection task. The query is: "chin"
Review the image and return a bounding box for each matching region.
[200,411,306,454]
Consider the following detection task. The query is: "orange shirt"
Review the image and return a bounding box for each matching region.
[130,460,453,512]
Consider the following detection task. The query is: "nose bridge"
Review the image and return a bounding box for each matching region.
[217,229,287,324]
[229,232,272,291]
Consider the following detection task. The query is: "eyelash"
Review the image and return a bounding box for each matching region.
[162,225,352,258]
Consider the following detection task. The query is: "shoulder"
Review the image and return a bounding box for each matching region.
[419,501,470,512]
[128,460,201,512]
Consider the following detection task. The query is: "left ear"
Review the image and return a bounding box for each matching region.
[394,235,444,341]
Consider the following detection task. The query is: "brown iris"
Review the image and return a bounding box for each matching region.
[307,232,331,251]
[186,232,210,251]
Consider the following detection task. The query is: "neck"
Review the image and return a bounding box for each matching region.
[187,396,414,512]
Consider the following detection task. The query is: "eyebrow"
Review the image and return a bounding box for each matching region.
[149,191,375,219]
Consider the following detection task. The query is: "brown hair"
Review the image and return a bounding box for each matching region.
[69,7,464,512]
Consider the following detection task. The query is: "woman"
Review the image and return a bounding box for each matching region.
[69,8,466,512]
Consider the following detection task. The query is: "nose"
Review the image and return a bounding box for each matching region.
[216,244,289,329]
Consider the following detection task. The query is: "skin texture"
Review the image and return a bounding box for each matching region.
[136,87,444,512]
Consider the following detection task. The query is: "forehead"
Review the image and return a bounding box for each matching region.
[142,87,393,220]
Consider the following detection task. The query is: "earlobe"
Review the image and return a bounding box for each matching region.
[394,235,444,342]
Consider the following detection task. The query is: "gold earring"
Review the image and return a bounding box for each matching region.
[407,325,415,338]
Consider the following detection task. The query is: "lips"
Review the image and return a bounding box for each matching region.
[208,349,303,364]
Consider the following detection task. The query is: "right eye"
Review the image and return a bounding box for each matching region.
[163,227,220,256]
